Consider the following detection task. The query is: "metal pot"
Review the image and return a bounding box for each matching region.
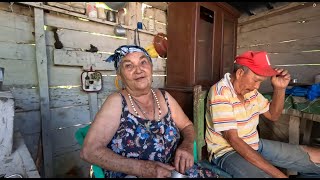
[114,25,126,37]
[104,2,127,10]
[171,170,188,178]
[106,10,116,22]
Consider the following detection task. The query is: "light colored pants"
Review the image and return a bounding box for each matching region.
[211,139,320,178]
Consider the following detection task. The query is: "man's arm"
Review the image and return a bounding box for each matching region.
[223,130,287,178]
[262,69,291,121]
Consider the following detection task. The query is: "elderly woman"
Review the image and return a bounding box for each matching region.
[80,45,216,178]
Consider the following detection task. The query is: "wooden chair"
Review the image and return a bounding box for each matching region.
[193,85,232,178]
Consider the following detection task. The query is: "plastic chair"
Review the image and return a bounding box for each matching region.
[75,116,231,178]
[75,125,105,178]
[76,125,202,178]
[193,85,232,178]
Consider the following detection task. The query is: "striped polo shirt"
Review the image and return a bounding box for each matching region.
[205,73,270,161]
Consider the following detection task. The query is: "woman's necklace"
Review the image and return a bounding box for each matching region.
[127,89,161,121]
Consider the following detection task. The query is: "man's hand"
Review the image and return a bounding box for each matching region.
[271,68,291,89]
[174,142,194,174]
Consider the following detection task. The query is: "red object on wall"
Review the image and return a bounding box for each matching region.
[153,33,167,58]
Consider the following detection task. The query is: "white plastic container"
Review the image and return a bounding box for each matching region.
[86,2,97,18]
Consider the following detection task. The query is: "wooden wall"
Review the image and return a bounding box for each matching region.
[0,2,167,177]
[237,2,320,93]
[236,2,320,143]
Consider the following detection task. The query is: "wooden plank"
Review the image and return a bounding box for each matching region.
[44,13,114,35]
[193,85,203,161]
[0,42,35,60]
[144,7,155,19]
[56,29,128,52]
[0,26,34,43]
[143,2,168,11]
[51,125,89,155]
[14,110,41,134]
[152,75,166,88]
[138,32,155,48]
[53,49,166,71]
[0,60,38,86]
[19,2,158,38]
[49,66,86,86]
[0,9,34,31]
[275,66,319,85]
[11,88,40,111]
[19,2,134,30]
[88,93,98,121]
[237,36,320,55]
[154,8,167,24]
[53,49,114,70]
[46,2,85,14]
[270,52,320,65]
[22,132,40,161]
[52,149,90,178]
[302,119,313,145]
[152,58,166,72]
[155,22,167,34]
[50,105,90,131]
[49,86,88,108]
[288,115,300,145]
[34,8,53,177]
[45,30,55,46]
[239,2,313,25]
[0,2,34,17]
[47,46,84,86]
[237,17,320,49]
[125,2,138,27]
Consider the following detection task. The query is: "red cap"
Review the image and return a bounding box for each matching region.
[235,51,277,77]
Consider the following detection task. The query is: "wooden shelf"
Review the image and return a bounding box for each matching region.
[18,2,158,36]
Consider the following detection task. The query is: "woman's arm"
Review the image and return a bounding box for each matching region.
[80,92,174,177]
[165,91,195,174]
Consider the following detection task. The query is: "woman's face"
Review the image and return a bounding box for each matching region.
[118,52,153,91]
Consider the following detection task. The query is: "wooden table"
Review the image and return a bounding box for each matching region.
[286,108,320,145]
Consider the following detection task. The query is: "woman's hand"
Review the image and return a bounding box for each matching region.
[174,142,194,174]
[139,161,175,178]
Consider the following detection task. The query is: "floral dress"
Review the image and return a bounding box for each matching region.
[104,91,217,178]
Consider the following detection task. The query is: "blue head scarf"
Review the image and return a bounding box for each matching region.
[105,45,152,71]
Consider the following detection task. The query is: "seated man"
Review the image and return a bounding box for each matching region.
[205,50,320,178]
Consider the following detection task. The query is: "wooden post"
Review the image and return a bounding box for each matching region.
[288,115,300,145]
[34,7,53,178]
[287,115,300,176]
[88,93,98,121]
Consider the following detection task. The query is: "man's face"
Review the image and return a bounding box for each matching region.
[236,68,267,96]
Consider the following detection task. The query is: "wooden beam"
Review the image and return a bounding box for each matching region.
[88,93,98,121]
[46,2,85,14]
[239,2,313,26]
[34,7,53,177]
[143,2,168,11]
[18,2,158,36]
